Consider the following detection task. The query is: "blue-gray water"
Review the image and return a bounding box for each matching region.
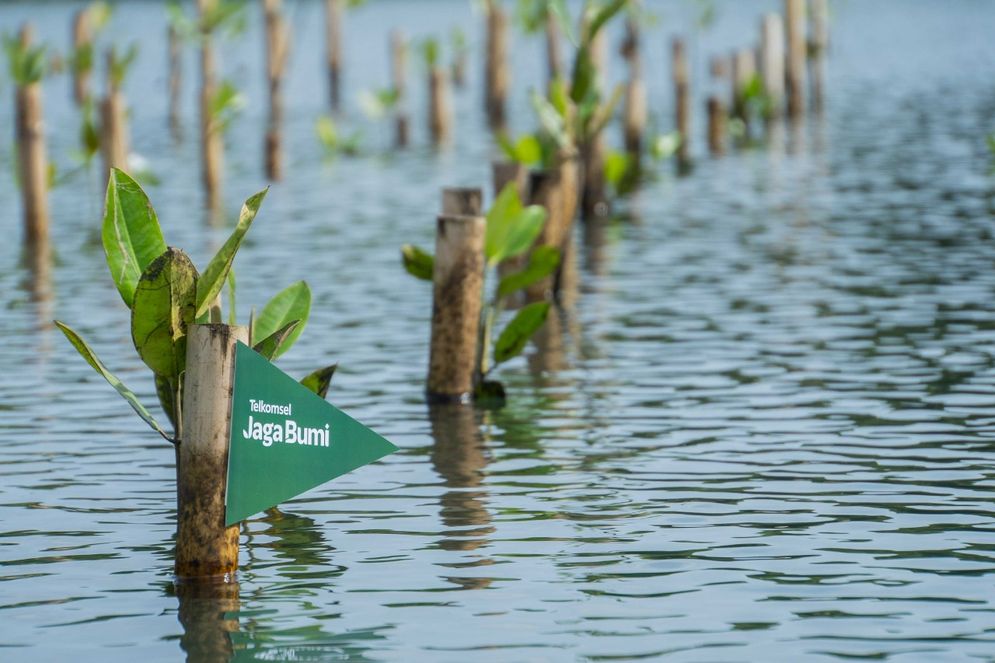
[2,0,995,660]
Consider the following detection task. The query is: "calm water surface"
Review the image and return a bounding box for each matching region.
[2,1,995,660]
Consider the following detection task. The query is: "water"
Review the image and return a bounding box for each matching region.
[3,0,995,660]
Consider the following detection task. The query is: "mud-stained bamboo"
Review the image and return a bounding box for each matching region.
[390,31,409,148]
[264,0,289,180]
[15,26,49,247]
[427,215,486,402]
[707,95,726,156]
[672,37,691,167]
[324,0,343,112]
[100,51,129,191]
[429,66,452,145]
[484,0,509,130]
[175,324,247,580]
[168,23,182,137]
[760,13,785,119]
[71,9,92,105]
[442,188,483,217]
[785,0,806,118]
[621,18,646,169]
[809,0,829,111]
[197,0,223,212]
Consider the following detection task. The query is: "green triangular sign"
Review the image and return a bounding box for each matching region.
[225,342,398,526]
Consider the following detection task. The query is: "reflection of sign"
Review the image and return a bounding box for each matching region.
[225,342,398,526]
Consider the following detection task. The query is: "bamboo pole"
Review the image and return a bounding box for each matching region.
[760,13,785,119]
[581,28,608,220]
[175,324,247,580]
[484,0,509,130]
[672,37,691,167]
[707,95,726,156]
[324,0,343,112]
[197,0,223,212]
[809,0,828,111]
[492,161,528,200]
[526,169,564,302]
[731,48,757,134]
[264,0,289,181]
[71,9,92,105]
[429,66,452,145]
[545,10,562,86]
[621,18,646,171]
[390,31,409,148]
[100,51,129,192]
[168,23,182,137]
[785,0,806,118]
[442,188,482,216]
[427,215,486,403]
[15,25,49,248]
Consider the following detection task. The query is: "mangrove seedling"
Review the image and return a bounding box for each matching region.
[315,115,362,157]
[401,184,559,403]
[209,79,245,139]
[450,27,468,87]
[55,169,337,444]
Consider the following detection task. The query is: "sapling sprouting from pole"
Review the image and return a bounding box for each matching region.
[450,27,468,89]
[422,37,452,145]
[55,169,337,580]
[390,30,409,147]
[620,15,646,176]
[515,0,571,87]
[401,185,558,404]
[672,37,691,168]
[100,44,137,191]
[69,2,111,106]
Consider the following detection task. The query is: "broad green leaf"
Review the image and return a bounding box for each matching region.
[605,150,630,188]
[102,168,168,307]
[514,134,542,164]
[569,45,595,103]
[195,187,268,319]
[252,281,310,359]
[253,320,300,361]
[55,321,172,442]
[300,364,338,399]
[497,245,561,298]
[401,244,434,281]
[131,248,198,380]
[486,184,547,266]
[494,301,551,365]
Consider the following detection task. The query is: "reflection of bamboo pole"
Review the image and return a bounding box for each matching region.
[428,216,485,402]
[809,0,828,111]
[264,0,288,181]
[100,51,129,192]
[785,0,806,118]
[197,0,223,212]
[176,324,246,580]
[442,188,482,216]
[71,9,91,105]
[168,24,182,137]
[390,30,409,148]
[484,0,509,129]
[176,580,240,660]
[707,96,726,156]
[15,26,49,248]
[621,18,646,170]
[429,67,452,145]
[672,37,691,167]
[761,14,785,119]
[324,0,342,112]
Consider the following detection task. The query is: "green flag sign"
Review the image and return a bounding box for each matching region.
[225,342,398,526]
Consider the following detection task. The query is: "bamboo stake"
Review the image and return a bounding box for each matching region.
[197,0,223,212]
[71,9,92,105]
[545,10,562,86]
[168,23,182,137]
[264,0,289,181]
[707,95,726,156]
[100,50,129,192]
[324,0,343,112]
[175,324,247,580]
[581,28,608,220]
[526,169,564,302]
[809,0,828,111]
[672,37,691,167]
[491,161,528,200]
[442,188,483,216]
[15,25,49,248]
[427,215,486,403]
[760,13,785,119]
[621,18,646,171]
[484,0,509,130]
[429,66,452,145]
[785,0,806,118]
[731,48,757,133]
[390,30,409,148]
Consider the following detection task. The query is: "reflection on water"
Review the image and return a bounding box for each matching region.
[174,580,240,663]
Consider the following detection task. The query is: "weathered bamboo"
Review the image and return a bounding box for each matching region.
[492,161,528,200]
[175,324,247,580]
[429,67,452,145]
[390,31,409,148]
[15,26,49,247]
[581,28,608,219]
[324,0,343,112]
[760,13,785,119]
[731,48,757,132]
[709,55,727,79]
[545,10,562,85]
[100,51,129,191]
[484,0,509,129]
[264,0,289,181]
[526,169,564,302]
[809,0,829,111]
[168,23,182,137]
[707,96,726,156]
[198,0,223,212]
[672,37,691,166]
[785,0,806,118]
[621,18,646,169]
[427,215,486,402]
[442,188,482,216]
[71,9,92,105]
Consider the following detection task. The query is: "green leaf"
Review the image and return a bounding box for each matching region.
[131,248,198,380]
[486,184,547,266]
[195,187,268,319]
[227,269,237,325]
[401,244,434,281]
[102,168,168,307]
[588,0,628,39]
[497,245,561,298]
[514,134,542,164]
[605,150,630,188]
[530,89,570,149]
[154,373,178,431]
[55,321,172,442]
[253,319,300,361]
[300,364,338,399]
[494,301,551,365]
[251,281,310,359]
